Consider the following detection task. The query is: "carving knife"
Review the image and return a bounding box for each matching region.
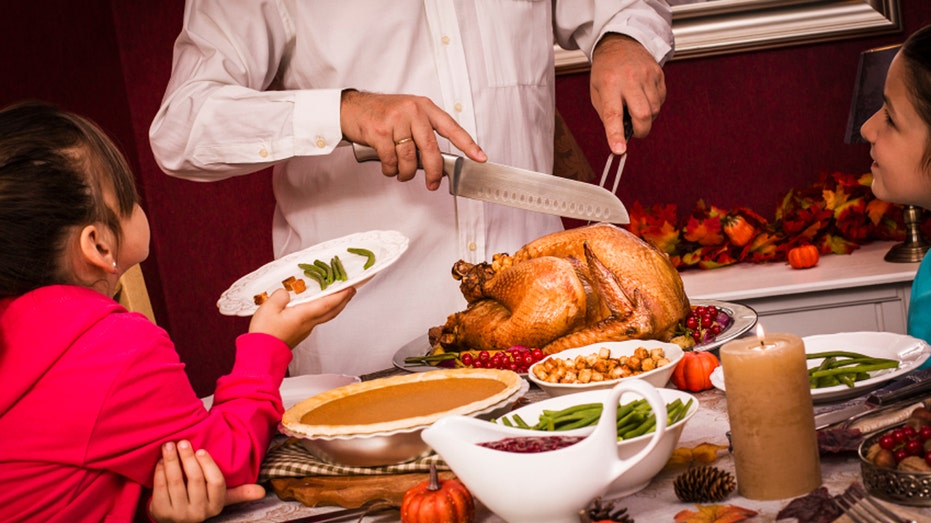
[351,144,630,224]
[814,368,931,429]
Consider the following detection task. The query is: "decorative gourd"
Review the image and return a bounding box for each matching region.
[401,463,475,523]
[722,214,756,247]
[787,244,820,269]
[671,351,720,392]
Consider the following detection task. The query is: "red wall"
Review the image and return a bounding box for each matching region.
[2,1,929,395]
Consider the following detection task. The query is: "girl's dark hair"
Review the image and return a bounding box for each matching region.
[902,25,931,168]
[0,101,138,297]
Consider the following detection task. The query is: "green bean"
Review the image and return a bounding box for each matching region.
[558,411,602,430]
[303,269,328,290]
[313,259,334,283]
[510,413,531,429]
[347,247,376,269]
[403,352,457,366]
[808,361,900,379]
[331,255,348,281]
[838,373,856,388]
[493,398,688,440]
[807,351,884,360]
[621,414,656,439]
[807,350,899,389]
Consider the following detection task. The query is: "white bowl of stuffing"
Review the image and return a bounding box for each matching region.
[527,340,683,397]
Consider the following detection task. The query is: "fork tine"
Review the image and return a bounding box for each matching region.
[837,485,912,523]
[858,493,913,523]
[833,492,871,523]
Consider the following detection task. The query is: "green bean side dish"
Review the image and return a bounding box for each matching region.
[492,398,693,441]
[807,350,899,389]
[298,247,375,291]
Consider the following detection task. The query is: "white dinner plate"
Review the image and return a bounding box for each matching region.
[710,331,931,403]
[217,230,409,316]
[201,373,360,411]
[393,299,756,372]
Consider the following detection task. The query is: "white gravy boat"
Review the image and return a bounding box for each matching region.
[421,379,666,523]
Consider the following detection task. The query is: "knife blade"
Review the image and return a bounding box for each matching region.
[352,144,630,224]
[814,368,931,429]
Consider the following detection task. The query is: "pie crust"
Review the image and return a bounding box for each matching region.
[281,368,523,437]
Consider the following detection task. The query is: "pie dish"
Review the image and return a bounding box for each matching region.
[281,368,524,438]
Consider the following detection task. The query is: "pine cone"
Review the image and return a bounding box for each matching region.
[579,496,634,523]
[673,465,736,503]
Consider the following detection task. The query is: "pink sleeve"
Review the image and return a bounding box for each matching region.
[84,316,291,488]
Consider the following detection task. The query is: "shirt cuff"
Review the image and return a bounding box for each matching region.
[293,89,344,155]
[231,332,293,379]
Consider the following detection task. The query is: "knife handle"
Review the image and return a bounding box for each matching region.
[623,109,633,142]
[866,368,931,406]
[352,142,457,173]
[351,142,462,192]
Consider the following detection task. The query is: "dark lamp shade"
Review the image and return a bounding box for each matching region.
[845,44,901,144]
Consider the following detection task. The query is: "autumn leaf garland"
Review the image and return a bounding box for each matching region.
[626,171,910,271]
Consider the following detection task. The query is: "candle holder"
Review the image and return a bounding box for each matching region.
[884,205,930,263]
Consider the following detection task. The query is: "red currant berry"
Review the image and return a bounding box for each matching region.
[892,429,907,445]
[879,434,896,450]
[895,448,909,463]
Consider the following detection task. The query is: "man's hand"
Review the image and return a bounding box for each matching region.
[590,34,667,155]
[340,90,487,191]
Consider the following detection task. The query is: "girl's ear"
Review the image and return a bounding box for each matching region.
[78,224,119,275]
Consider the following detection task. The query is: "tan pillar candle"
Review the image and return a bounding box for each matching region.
[719,328,821,500]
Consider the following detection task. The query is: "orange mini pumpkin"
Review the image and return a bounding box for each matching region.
[722,214,756,247]
[788,244,820,270]
[401,464,475,523]
[671,351,720,392]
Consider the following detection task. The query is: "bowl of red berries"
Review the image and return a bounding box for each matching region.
[859,409,931,505]
[669,300,758,352]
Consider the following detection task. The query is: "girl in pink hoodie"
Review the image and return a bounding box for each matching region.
[0,101,355,522]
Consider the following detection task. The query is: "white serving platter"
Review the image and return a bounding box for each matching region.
[217,230,408,316]
[710,331,931,403]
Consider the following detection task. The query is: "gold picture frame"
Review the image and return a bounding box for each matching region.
[555,0,902,74]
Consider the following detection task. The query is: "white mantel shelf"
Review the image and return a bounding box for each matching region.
[678,241,922,337]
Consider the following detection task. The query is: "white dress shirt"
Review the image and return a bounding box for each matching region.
[150,0,673,376]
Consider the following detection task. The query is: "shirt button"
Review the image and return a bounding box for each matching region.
[468,241,477,251]
[315,137,327,148]
[259,148,269,158]
[441,35,450,45]
[454,102,463,113]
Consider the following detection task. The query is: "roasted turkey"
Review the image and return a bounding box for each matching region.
[428,223,691,355]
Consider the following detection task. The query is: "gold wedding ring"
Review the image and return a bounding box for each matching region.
[394,137,413,146]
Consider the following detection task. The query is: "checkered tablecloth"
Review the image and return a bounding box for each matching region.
[259,439,449,481]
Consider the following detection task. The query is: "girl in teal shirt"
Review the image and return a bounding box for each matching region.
[860,25,931,358]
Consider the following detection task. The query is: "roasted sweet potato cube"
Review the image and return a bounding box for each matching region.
[253,292,269,305]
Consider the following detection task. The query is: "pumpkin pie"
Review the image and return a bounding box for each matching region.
[282,368,523,437]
